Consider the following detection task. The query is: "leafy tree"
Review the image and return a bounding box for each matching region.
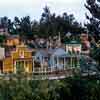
[91,47,100,66]
[0,76,100,100]
[0,35,6,44]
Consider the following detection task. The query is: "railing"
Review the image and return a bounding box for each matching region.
[32,67,80,75]
[33,67,80,80]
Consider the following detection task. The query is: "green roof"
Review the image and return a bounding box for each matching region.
[65,40,81,44]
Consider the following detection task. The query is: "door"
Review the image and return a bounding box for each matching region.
[16,61,25,73]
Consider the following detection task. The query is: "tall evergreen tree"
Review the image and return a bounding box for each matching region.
[85,0,100,66]
[85,0,100,41]
[39,6,83,37]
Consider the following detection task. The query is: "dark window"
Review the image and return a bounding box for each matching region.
[0,61,3,72]
[0,61,3,67]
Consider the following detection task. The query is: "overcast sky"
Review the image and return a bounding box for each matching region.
[0,0,87,23]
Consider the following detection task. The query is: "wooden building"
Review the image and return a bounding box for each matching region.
[2,43,33,74]
[65,40,81,68]
[5,35,20,47]
[0,47,5,73]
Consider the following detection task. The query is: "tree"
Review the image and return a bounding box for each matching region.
[31,20,39,36]
[13,16,21,34]
[91,47,100,67]
[39,6,83,37]
[85,0,100,41]
[0,6,83,38]
[7,19,13,33]
[39,6,52,36]
[0,35,6,45]
[20,16,32,39]
[0,16,8,32]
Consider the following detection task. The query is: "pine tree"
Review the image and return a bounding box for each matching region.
[85,0,100,41]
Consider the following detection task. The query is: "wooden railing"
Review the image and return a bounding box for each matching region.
[33,67,80,75]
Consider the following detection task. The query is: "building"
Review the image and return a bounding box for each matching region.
[0,38,82,74]
[5,35,20,47]
[65,40,81,68]
[0,47,5,73]
[49,48,67,70]
[0,27,9,36]
[0,47,5,59]
[1,43,33,74]
[33,40,82,73]
[80,33,90,55]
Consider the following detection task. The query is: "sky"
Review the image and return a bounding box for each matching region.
[0,0,88,23]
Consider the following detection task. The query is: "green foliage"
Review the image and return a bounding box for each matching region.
[0,6,83,39]
[90,47,100,67]
[0,35,6,43]
[0,75,100,100]
[85,0,100,40]
[39,6,83,37]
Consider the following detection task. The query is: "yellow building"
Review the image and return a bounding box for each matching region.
[2,43,33,74]
[5,35,20,47]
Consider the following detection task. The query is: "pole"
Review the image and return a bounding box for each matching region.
[64,57,66,70]
[33,56,35,73]
[58,32,61,47]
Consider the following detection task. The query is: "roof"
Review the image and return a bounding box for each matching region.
[35,49,48,58]
[65,40,81,45]
[52,48,67,57]
[48,48,55,54]
[7,35,20,39]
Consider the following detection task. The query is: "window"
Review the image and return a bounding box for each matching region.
[0,61,3,73]
[19,50,24,58]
